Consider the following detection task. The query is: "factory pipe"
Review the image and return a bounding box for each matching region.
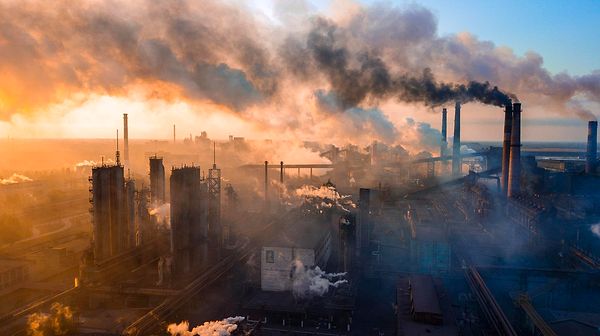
[452,102,461,176]
[501,102,513,196]
[586,120,597,174]
[507,102,522,198]
[441,108,447,157]
[123,113,129,166]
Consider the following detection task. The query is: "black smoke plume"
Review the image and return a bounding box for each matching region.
[302,18,514,109]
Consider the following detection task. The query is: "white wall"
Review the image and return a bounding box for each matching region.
[260,246,314,292]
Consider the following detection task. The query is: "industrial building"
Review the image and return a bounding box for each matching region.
[149,155,165,205]
[169,166,208,274]
[90,164,131,262]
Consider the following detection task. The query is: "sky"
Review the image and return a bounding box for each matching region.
[1,0,599,144]
[262,0,600,76]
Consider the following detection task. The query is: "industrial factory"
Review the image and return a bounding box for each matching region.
[1,2,600,336]
[1,98,599,336]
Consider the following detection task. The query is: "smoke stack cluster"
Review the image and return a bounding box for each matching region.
[507,102,522,197]
[586,120,598,174]
[452,102,461,176]
[501,102,513,195]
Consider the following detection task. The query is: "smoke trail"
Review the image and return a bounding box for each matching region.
[0,173,33,185]
[26,303,75,336]
[301,18,514,109]
[291,260,347,299]
[167,316,245,336]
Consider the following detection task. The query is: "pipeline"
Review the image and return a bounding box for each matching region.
[464,266,518,336]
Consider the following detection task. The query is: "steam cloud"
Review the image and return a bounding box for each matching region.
[149,202,170,225]
[591,223,600,239]
[294,184,356,212]
[167,316,245,336]
[0,173,33,185]
[291,259,347,299]
[26,302,75,336]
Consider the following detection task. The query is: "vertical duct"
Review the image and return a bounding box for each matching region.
[452,102,461,176]
[507,102,522,197]
[586,120,598,174]
[123,113,129,166]
[501,102,513,196]
[440,108,447,157]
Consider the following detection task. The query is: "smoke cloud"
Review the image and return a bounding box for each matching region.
[149,202,170,225]
[591,223,600,239]
[0,0,598,145]
[291,259,347,299]
[167,316,245,336]
[293,184,356,212]
[26,302,75,336]
[1,173,33,185]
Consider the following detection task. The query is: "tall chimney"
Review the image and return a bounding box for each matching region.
[280,161,284,184]
[264,161,269,211]
[452,102,461,176]
[440,108,447,157]
[123,113,129,166]
[501,102,513,196]
[173,124,176,144]
[507,102,522,197]
[586,120,598,174]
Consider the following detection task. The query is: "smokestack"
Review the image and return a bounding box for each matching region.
[501,102,513,196]
[264,161,269,211]
[586,120,598,174]
[452,102,461,176]
[440,108,447,157]
[280,161,284,184]
[173,124,176,144]
[123,113,129,166]
[507,102,522,197]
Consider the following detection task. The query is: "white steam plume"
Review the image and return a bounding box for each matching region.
[291,259,347,299]
[167,316,245,336]
[0,173,33,185]
[591,223,600,239]
[293,184,356,212]
[149,202,170,224]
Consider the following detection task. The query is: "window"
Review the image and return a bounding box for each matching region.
[266,250,275,263]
